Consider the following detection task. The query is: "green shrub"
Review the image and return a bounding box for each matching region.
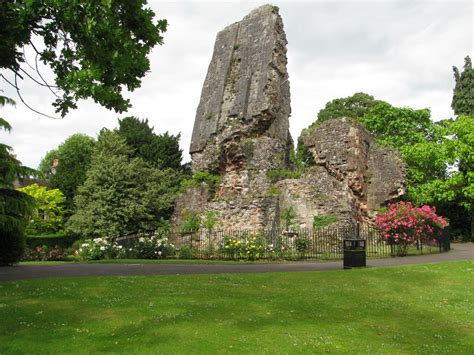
[180,210,201,234]
[268,235,294,260]
[295,237,310,258]
[0,222,26,266]
[281,206,297,230]
[126,235,176,259]
[294,138,316,168]
[26,232,79,249]
[178,245,195,259]
[242,234,266,260]
[203,211,219,233]
[76,238,124,260]
[313,214,338,228]
[223,236,243,259]
[267,185,281,197]
[22,245,69,261]
[180,171,221,192]
[202,241,221,259]
[373,207,388,214]
[223,234,266,260]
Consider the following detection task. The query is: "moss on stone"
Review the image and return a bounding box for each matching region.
[267,168,302,183]
[313,214,338,228]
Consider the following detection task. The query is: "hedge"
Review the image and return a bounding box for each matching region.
[26,232,79,249]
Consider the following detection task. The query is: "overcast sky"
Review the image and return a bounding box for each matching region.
[1,0,472,168]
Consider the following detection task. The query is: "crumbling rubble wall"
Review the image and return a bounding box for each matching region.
[172,5,406,231]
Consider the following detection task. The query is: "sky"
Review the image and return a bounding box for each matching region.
[1,0,472,169]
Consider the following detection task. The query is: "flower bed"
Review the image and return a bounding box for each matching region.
[375,202,448,256]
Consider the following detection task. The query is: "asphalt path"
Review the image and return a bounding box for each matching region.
[1,243,472,281]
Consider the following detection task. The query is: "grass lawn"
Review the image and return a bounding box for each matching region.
[1,261,473,354]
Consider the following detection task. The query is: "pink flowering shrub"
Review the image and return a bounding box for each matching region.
[375,202,448,256]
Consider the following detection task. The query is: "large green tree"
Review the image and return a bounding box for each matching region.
[406,116,473,239]
[66,130,180,239]
[17,183,66,235]
[452,56,474,116]
[1,0,167,116]
[39,134,95,207]
[314,92,434,150]
[316,92,384,123]
[359,102,433,148]
[117,116,184,171]
[308,82,473,238]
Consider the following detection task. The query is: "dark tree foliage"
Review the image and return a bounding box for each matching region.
[452,56,474,116]
[117,116,154,152]
[0,97,34,264]
[66,130,180,238]
[117,116,184,171]
[0,0,167,116]
[317,92,384,123]
[144,132,183,171]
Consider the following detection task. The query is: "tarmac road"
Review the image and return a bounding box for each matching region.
[1,243,472,281]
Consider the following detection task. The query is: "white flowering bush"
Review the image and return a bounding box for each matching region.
[127,235,176,259]
[76,238,124,260]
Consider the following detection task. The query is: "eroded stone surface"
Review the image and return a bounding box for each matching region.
[173,5,292,231]
[172,6,406,231]
[190,4,291,174]
[299,118,406,223]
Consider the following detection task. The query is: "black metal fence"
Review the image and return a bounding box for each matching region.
[117,223,451,260]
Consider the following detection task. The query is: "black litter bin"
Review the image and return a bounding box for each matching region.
[343,239,366,269]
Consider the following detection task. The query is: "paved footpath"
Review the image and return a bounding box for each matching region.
[1,243,473,281]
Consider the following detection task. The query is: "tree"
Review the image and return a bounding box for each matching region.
[359,102,434,148]
[66,130,180,239]
[402,135,448,194]
[117,116,154,151]
[39,134,95,207]
[407,116,474,240]
[1,1,167,117]
[17,183,66,235]
[308,94,441,200]
[452,56,474,116]
[0,97,34,264]
[313,92,434,150]
[117,116,184,170]
[317,92,384,123]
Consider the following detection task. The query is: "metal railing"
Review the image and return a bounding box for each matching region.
[117,223,450,260]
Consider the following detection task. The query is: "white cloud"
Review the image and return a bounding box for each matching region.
[1,0,472,168]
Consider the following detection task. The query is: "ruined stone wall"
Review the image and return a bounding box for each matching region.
[367,145,406,214]
[173,5,292,230]
[172,6,406,231]
[190,4,291,175]
[293,118,406,225]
